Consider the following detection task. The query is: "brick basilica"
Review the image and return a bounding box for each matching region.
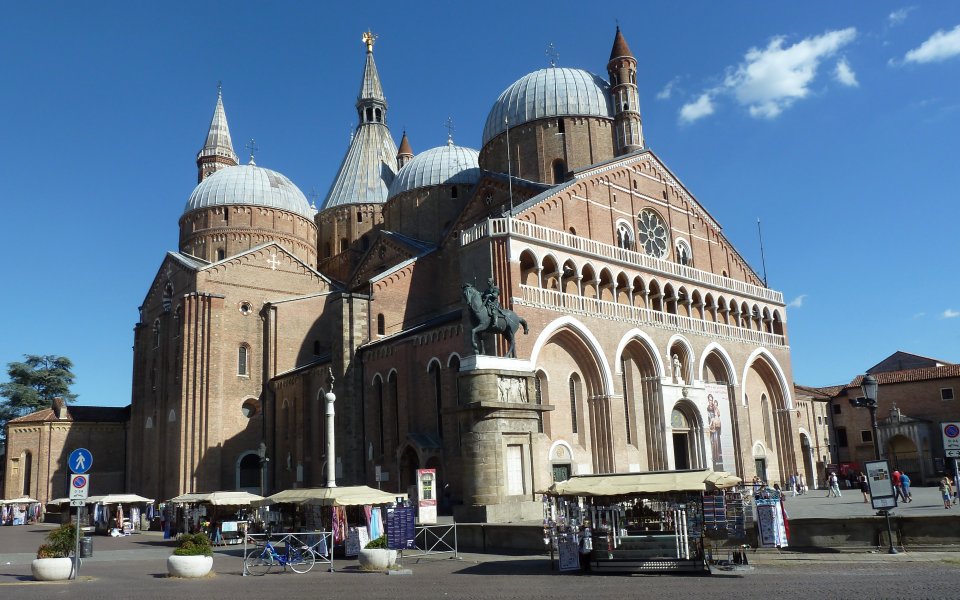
[124,27,812,522]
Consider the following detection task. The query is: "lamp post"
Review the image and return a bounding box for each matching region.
[325,368,337,488]
[850,373,898,554]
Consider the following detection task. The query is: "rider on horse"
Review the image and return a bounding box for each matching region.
[481,277,506,322]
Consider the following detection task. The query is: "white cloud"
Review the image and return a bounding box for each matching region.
[834,58,859,87]
[657,77,681,100]
[787,294,807,308]
[903,24,960,64]
[679,92,715,124]
[943,309,960,318]
[889,7,916,26]
[725,28,857,119]
[678,28,857,123]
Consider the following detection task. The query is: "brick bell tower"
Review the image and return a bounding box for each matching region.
[607,26,644,155]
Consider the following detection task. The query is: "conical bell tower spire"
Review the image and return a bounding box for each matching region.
[357,31,387,126]
[607,27,644,155]
[196,84,239,183]
[397,131,413,168]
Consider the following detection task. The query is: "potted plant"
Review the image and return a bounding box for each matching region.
[166,532,214,578]
[357,535,397,571]
[32,523,76,581]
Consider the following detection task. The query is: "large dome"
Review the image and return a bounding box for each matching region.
[482,67,614,146]
[387,143,481,200]
[184,164,315,219]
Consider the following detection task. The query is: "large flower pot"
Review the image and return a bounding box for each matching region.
[166,554,213,578]
[31,557,73,581]
[358,548,397,571]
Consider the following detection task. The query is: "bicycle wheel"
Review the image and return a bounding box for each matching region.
[288,546,316,574]
[244,547,276,576]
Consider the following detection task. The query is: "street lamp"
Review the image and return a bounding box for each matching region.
[851,374,882,460]
[850,373,898,554]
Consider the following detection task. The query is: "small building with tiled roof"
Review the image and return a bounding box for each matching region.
[3,398,129,504]
[820,353,960,485]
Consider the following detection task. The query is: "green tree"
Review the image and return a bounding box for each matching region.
[0,355,77,437]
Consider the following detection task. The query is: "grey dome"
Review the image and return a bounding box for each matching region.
[482,68,614,146]
[185,164,315,219]
[387,143,480,199]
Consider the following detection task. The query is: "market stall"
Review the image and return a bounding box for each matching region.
[86,494,155,535]
[255,486,406,557]
[1,497,41,525]
[167,491,263,543]
[543,469,743,574]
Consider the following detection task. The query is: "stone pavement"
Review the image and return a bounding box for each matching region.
[774,484,955,520]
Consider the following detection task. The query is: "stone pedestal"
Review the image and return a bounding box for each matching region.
[451,356,552,523]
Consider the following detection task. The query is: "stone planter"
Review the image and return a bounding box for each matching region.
[357,548,397,571]
[166,554,213,578]
[31,557,74,581]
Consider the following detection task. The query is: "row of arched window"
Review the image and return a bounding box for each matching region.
[519,249,784,336]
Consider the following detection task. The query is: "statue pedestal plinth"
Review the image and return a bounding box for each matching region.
[459,354,532,373]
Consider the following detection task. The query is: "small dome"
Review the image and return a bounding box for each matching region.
[185,164,315,219]
[482,67,614,146]
[387,143,481,199]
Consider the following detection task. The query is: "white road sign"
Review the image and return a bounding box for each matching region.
[942,422,960,458]
[70,473,90,501]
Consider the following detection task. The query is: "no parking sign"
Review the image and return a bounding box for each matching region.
[942,422,960,458]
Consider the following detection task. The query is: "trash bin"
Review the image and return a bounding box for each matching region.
[79,536,93,558]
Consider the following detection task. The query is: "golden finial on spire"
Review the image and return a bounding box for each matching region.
[362,30,377,53]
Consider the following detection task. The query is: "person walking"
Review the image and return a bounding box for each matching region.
[827,471,841,498]
[789,473,797,497]
[939,477,953,509]
[858,471,870,503]
[900,472,913,503]
[892,470,906,502]
[952,470,960,506]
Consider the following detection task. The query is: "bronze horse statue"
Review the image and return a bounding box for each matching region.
[462,283,529,357]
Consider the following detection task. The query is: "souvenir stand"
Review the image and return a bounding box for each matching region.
[168,491,263,544]
[543,469,743,574]
[86,494,155,535]
[254,486,406,561]
[1,497,41,525]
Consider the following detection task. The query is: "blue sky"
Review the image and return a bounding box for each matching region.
[1,1,959,407]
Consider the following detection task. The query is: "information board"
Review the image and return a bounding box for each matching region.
[386,507,416,550]
[865,460,898,510]
[557,538,580,571]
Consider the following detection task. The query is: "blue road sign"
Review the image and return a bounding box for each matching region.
[69,448,93,474]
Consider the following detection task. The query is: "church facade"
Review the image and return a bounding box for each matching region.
[128,28,802,522]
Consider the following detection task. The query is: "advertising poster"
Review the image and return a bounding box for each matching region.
[703,383,735,473]
[755,498,788,548]
[865,460,897,510]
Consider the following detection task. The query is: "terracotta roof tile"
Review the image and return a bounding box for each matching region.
[609,27,633,61]
[9,405,129,424]
[843,364,960,392]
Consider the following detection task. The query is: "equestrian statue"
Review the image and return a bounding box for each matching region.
[462,278,529,358]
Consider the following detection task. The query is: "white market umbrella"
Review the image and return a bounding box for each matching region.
[86,494,154,504]
[1,496,40,504]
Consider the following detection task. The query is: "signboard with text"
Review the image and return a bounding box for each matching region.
[941,422,960,458]
[865,460,897,510]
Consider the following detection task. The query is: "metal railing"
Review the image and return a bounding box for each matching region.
[242,531,334,575]
[404,523,459,559]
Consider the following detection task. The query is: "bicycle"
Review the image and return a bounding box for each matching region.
[244,538,316,575]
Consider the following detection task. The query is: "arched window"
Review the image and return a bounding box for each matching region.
[313,340,320,355]
[616,222,634,250]
[173,306,182,337]
[389,372,400,450]
[217,248,225,261]
[568,374,579,434]
[451,185,458,199]
[238,453,260,490]
[374,108,382,122]
[366,107,373,122]
[152,320,161,348]
[20,451,32,496]
[552,159,567,184]
[450,355,461,406]
[377,314,385,336]
[357,211,363,223]
[339,238,349,253]
[238,345,249,376]
[557,118,566,134]
[431,362,443,438]
[675,239,692,266]
[376,377,385,454]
